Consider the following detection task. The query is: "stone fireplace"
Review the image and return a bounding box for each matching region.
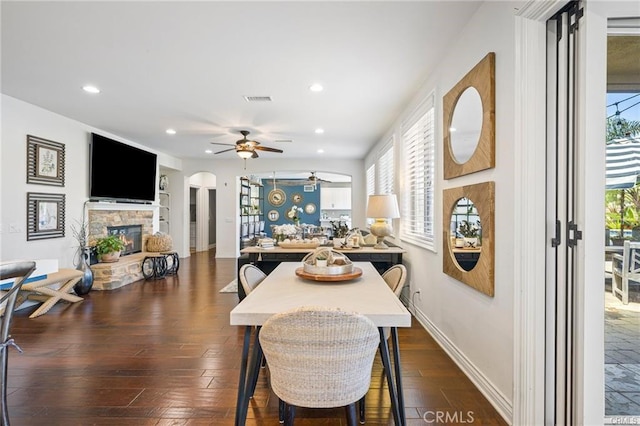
[107,224,142,256]
[88,204,156,290]
[88,208,154,245]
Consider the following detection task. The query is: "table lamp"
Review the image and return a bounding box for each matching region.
[366,194,400,249]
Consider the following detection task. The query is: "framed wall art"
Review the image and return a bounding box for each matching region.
[26,135,66,186]
[27,192,66,241]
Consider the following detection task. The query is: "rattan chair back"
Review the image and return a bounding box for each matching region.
[259,306,379,410]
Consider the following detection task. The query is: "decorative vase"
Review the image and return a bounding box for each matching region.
[159,174,168,191]
[74,248,94,295]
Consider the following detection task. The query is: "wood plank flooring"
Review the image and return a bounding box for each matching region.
[6,250,507,425]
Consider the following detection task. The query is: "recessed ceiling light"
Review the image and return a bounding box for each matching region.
[82,85,100,94]
[309,83,323,92]
[317,149,325,154]
[205,149,213,154]
[315,128,324,134]
[166,129,176,135]
[449,127,457,132]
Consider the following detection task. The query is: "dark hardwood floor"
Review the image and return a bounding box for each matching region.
[7,250,507,425]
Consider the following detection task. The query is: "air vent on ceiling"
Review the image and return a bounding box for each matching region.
[243,96,273,102]
[274,139,293,143]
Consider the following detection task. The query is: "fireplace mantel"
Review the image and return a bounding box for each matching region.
[87,201,159,212]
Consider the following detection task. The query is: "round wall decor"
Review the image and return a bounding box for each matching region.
[292,193,303,204]
[268,210,280,221]
[268,189,286,206]
[304,203,316,214]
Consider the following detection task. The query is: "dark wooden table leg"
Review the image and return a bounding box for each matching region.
[378,328,402,425]
[234,326,252,426]
[391,327,406,424]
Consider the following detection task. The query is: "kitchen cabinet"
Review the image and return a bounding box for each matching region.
[320,187,351,210]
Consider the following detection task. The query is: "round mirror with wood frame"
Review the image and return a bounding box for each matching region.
[442,181,495,297]
[443,52,495,179]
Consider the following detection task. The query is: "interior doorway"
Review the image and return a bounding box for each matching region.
[209,189,216,249]
[190,187,197,252]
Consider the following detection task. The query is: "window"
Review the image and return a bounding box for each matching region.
[377,138,394,195]
[366,164,376,197]
[400,94,435,250]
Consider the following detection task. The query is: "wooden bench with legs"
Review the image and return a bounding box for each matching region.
[15,269,84,318]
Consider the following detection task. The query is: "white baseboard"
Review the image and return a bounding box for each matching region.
[401,295,513,425]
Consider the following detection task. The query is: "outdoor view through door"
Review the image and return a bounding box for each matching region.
[604,20,640,420]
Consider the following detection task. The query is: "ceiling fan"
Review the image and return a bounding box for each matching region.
[210,130,283,159]
[277,171,332,187]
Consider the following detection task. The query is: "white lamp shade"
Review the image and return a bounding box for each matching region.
[366,194,400,218]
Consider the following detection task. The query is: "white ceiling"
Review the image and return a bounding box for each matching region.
[1,1,481,161]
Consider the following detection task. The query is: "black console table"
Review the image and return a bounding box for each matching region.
[237,244,405,300]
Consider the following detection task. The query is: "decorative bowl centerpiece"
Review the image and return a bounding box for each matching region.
[301,247,353,275]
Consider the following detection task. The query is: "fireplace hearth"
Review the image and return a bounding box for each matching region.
[107,225,143,256]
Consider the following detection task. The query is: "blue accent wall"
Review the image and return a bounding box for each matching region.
[263,181,320,236]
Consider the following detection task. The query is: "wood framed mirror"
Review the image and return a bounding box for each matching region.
[443,52,495,179]
[442,181,495,297]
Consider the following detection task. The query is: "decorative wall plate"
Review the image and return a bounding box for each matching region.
[268,189,286,206]
[268,210,279,221]
[304,203,316,214]
[292,193,303,204]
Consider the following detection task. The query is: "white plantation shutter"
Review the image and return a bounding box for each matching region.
[377,138,394,195]
[366,164,376,197]
[400,94,435,249]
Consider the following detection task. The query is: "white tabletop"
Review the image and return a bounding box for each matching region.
[230,262,411,327]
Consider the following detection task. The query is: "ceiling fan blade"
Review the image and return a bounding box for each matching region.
[210,142,235,147]
[252,151,259,158]
[254,146,283,153]
[214,147,236,154]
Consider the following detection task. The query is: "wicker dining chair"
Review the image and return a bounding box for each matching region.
[259,306,380,426]
[0,260,36,426]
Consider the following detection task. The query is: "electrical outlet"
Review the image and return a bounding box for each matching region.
[414,289,422,300]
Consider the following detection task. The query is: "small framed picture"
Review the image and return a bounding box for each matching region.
[27,135,65,186]
[303,185,315,192]
[27,192,65,240]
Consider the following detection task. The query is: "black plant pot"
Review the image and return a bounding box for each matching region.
[74,249,94,295]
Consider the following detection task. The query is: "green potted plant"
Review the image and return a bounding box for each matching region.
[94,234,126,263]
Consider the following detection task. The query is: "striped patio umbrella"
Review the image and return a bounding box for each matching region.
[606,137,640,190]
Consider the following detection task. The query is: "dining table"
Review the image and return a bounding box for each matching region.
[230,261,412,425]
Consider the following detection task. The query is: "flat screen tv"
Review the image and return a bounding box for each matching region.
[89,133,157,203]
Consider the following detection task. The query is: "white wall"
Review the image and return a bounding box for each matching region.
[0,95,183,267]
[365,2,517,419]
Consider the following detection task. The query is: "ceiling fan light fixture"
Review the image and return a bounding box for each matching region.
[237,149,253,159]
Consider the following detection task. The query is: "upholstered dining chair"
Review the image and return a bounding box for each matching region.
[239,264,267,297]
[259,306,380,426]
[0,260,36,426]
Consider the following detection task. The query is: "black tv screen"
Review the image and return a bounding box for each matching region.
[89,133,157,203]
